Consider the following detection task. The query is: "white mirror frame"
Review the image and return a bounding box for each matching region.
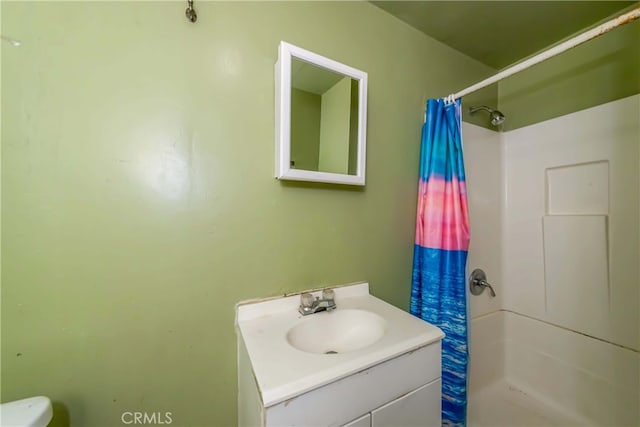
[275,41,368,186]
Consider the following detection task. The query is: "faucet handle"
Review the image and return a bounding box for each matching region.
[469,269,497,297]
[322,288,335,301]
[300,293,315,308]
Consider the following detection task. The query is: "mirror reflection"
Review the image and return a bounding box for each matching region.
[290,58,359,175]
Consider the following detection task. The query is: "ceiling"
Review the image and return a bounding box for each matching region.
[372,1,635,69]
[292,58,345,95]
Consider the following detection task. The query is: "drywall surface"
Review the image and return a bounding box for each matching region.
[1,2,496,426]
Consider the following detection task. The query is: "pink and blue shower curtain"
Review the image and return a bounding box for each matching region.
[411,98,470,427]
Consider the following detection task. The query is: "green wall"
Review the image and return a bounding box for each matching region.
[498,8,640,131]
[319,77,352,174]
[290,88,321,171]
[1,1,495,426]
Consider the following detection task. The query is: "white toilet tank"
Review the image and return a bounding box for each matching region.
[0,396,53,427]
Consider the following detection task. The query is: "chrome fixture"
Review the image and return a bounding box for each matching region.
[469,269,496,297]
[299,289,336,315]
[185,0,197,23]
[469,106,505,126]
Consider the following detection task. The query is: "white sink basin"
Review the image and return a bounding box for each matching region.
[236,282,444,406]
[286,309,386,354]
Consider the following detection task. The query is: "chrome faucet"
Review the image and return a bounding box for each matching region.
[298,289,336,315]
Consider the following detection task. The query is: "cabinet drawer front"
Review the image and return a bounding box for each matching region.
[371,379,441,427]
[265,342,441,426]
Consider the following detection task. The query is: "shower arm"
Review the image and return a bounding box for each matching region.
[468,105,505,126]
[469,106,492,115]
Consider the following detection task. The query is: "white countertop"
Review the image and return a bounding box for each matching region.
[236,283,444,407]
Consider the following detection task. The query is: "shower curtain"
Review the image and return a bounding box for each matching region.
[410,98,470,427]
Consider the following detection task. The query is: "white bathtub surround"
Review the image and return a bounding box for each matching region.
[464,95,640,427]
[505,311,639,426]
[236,282,444,426]
[503,94,639,350]
[463,122,504,319]
[542,215,610,338]
[468,310,506,393]
[468,380,594,427]
[469,311,639,426]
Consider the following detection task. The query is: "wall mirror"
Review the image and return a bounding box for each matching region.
[275,41,368,185]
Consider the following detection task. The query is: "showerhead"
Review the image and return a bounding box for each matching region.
[469,106,505,126]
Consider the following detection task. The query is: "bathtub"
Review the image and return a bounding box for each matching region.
[467,311,640,426]
[468,380,593,426]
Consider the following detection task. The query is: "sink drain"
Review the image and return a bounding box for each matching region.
[325,350,338,354]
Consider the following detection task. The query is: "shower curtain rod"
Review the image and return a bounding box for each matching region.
[449,6,640,100]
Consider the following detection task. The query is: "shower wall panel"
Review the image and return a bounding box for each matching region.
[503,94,639,351]
[462,122,503,319]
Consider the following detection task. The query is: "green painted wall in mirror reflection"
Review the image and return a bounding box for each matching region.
[1,1,496,426]
[290,58,361,175]
[318,77,352,174]
[290,88,321,171]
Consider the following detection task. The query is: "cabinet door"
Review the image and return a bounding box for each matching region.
[371,379,441,427]
[342,413,371,427]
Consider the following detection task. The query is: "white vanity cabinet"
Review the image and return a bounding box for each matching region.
[238,338,442,427]
[341,379,441,427]
[369,380,441,427]
[236,283,444,427]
